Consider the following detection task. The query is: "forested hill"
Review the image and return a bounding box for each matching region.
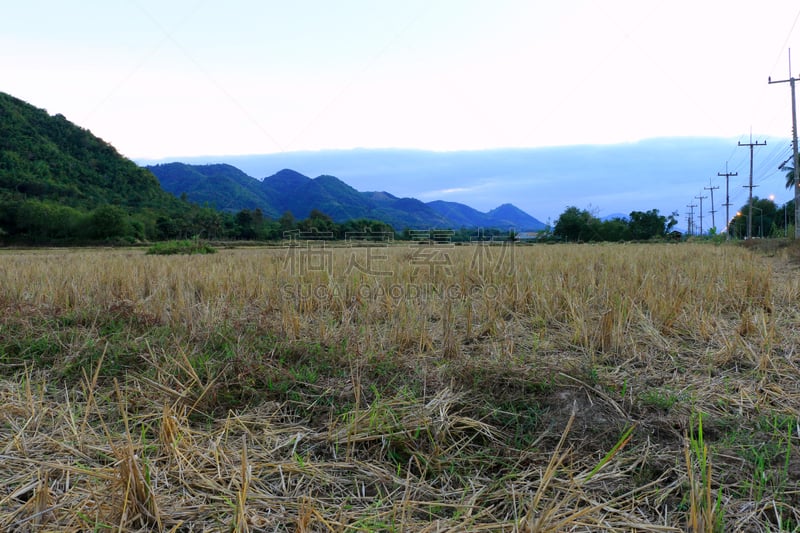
[0,92,199,242]
[0,92,170,208]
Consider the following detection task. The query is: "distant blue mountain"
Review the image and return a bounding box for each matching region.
[140,138,794,224]
[147,163,544,230]
[426,200,488,227]
[602,213,629,222]
[486,203,545,229]
[426,201,543,229]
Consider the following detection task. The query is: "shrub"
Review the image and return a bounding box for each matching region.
[146,239,217,255]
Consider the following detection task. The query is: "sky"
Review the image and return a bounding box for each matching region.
[3,1,800,223]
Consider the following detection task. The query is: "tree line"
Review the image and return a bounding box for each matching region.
[0,197,398,245]
[549,196,797,242]
[551,207,679,242]
[3,194,795,246]
[728,196,795,239]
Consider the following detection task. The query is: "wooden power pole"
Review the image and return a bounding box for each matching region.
[704,184,719,232]
[695,194,708,235]
[686,203,697,236]
[739,138,766,239]
[718,165,738,240]
[769,51,800,238]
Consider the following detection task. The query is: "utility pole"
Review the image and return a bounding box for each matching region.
[705,184,719,232]
[695,194,708,235]
[686,203,697,236]
[769,50,800,238]
[718,164,738,240]
[739,137,766,239]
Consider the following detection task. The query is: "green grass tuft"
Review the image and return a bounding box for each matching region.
[146,239,217,255]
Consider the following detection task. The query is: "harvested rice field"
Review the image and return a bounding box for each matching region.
[2,241,800,532]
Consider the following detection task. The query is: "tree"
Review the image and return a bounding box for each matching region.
[598,217,630,241]
[628,209,668,240]
[156,216,180,239]
[88,204,131,240]
[666,211,679,233]
[193,207,223,239]
[234,209,256,239]
[337,218,394,240]
[784,165,796,190]
[730,197,777,239]
[129,219,146,241]
[553,206,599,242]
[261,220,282,240]
[13,199,86,241]
[252,208,264,227]
[298,209,335,234]
[278,211,296,234]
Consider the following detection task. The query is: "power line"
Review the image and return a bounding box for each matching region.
[754,140,791,177]
[768,9,800,77]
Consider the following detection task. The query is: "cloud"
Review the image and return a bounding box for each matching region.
[417,183,495,198]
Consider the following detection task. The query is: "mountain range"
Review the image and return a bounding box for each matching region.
[147,163,546,231]
[139,136,794,229]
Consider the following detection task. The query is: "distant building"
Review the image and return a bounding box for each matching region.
[517,231,541,241]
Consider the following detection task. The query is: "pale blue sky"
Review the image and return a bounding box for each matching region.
[3,1,800,159]
[4,1,800,224]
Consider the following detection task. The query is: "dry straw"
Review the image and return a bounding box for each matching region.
[1,242,799,530]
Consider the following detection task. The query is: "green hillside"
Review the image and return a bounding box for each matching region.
[0,92,219,243]
[0,93,168,208]
[149,162,276,216]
